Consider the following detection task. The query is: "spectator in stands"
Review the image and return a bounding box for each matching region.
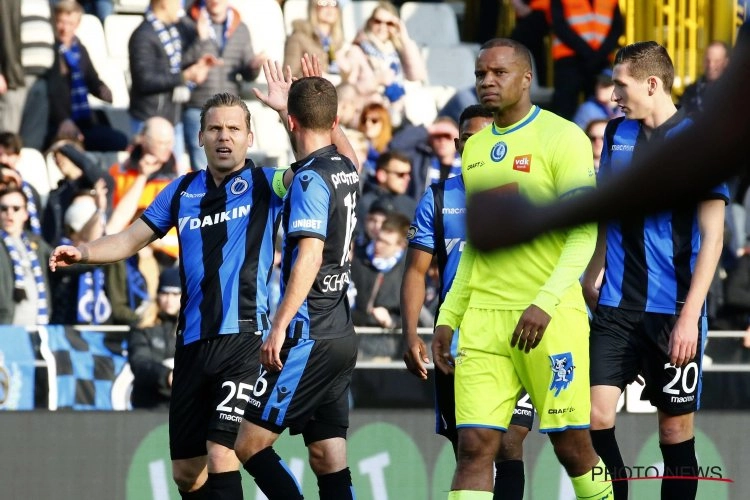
[78,0,114,25]
[129,266,180,409]
[0,132,44,237]
[550,0,623,120]
[128,0,218,163]
[357,150,417,237]
[438,86,479,126]
[181,0,265,171]
[108,117,181,262]
[572,69,623,129]
[47,0,128,153]
[0,187,53,325]
[342,128,369,176]
[284,0,349,79]
[337,83,366,131]
[585,118,607,173]
[679,41,731,116]
[49,193,115,325]
[510,0,551,86]
[389,116,461,197]
[0,165,23,191]
[358,102,393,178]
[42,138,111,246]
[351,212,410,358]
[345,0,426,127]
[0,0,55,151]
[355,197,390,253]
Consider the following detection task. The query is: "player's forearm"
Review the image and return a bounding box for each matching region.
[80,220,154,264]
[272,246,322,332]
[681,207,725,319]
[436,244,475,329]
[401,266,427,337]
[534,222,597,314]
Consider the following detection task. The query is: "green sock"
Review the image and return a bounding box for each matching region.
[447,490,494,500]
[570,458,614,499]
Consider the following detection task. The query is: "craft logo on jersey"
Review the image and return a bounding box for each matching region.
[490,141,508,162]
[549,352,575,397]
[300,174,313,192]
[230,177,249,195]
[407,226,417,240]
[513,154,531,173]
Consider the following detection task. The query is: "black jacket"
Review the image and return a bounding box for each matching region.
[128,315,177,409]
[127,19,194,124]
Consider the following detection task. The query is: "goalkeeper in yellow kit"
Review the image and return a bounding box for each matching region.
[432,38,613,500]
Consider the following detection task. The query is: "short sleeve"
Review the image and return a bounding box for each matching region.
[407,187,436,253]
[287,170,331,239]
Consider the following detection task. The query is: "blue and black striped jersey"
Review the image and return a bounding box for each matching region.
[598,112,729,314]
[141,162,283,346]
[407,174,467,306]
[281,145,359,340]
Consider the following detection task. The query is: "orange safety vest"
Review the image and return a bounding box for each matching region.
[108,162,180,259]
[552,0,618,60]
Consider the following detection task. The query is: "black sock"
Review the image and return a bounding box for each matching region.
[318,467,354,500]
[660,437,698,500]
[178,482,210,500]
[591,427,628,500]
[494,459,525,500]
[207,471,243,500]
[243,447,303,500]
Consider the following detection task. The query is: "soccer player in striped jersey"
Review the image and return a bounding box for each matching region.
[432,39,612,500]
[234,65,360,499]
[401,104,534,499]
[582,42,727,500]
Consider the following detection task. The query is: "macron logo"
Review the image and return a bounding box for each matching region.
[178,204,251,232]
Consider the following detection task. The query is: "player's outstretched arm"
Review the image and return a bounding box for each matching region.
[401,248,433,380]
[49,218,156,271]
[467,32,750,250]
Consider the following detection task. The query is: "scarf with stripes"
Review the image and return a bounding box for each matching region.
[59,38,92,122]
[2,230,48,324]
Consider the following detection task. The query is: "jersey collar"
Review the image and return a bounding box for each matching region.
[491,105,540,136]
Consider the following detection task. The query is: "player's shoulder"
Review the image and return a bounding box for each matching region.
[536,108,588,137]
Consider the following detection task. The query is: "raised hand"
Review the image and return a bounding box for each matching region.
[300,53,323,78]
[252,60,293,113]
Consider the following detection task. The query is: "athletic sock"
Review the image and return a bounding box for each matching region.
[207,471,243,500]
[178,482,210,499]
[569,458,614,500]
[660,437,698,500]
[494,459,525,500]
[318,467,355,500]
[243,446,303,500]
[447,491,493,500]
[591,427,628,500]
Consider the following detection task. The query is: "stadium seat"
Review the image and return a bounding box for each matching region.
[422,45,476,90]
[400,2,460,48]
[17,148,53,206]
[76,14,130,109]
[283,0,309,36]
[103,14,143,89]
[402,82,438,127]
[113,0,148,14]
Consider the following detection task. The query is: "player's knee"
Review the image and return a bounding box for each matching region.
[550,431,596,475]
[589,401,617,429]
[172,468,202,492]
[457,428,499,464]
[497,427,528,461]
[658,415,693,444]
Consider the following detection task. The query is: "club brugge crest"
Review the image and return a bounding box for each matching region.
[490,141,508,162]
[230,177,249,195]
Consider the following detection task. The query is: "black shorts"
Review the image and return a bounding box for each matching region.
[434,369,534,446]
[590,305,705,415]
[243,334,358,445]
[170,332,263,460]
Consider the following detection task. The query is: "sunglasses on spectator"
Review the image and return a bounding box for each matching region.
[316,0,338,7]
[372,18,397,27]
[386,170,410,178]
[365,117,381,125]
[0,204,24,213]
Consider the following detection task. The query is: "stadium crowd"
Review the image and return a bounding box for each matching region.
[2,0,750,361]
